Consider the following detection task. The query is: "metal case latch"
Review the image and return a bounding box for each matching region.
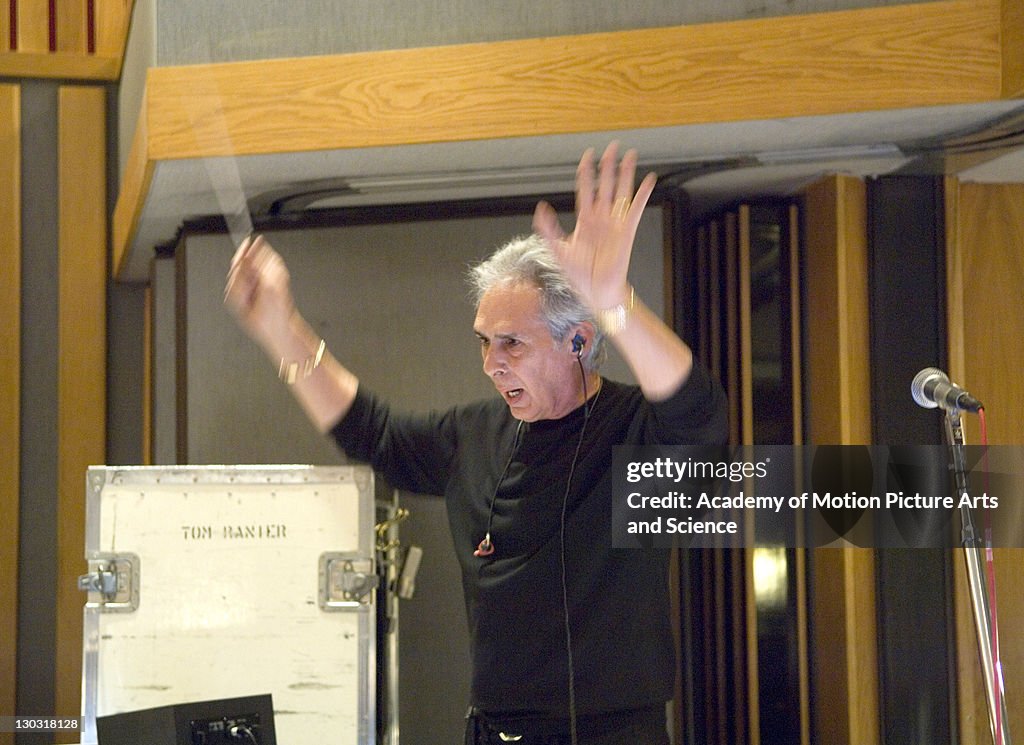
[77,553,140,613]
[319,552,376,610]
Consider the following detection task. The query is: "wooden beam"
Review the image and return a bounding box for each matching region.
[142,0,1003,161]
[0,81,21,734]
[111,92,153,278]
[113,0,1017,280]
[0,50,121,78]
[55,84,107,741]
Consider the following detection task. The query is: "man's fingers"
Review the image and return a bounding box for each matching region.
[575,147,597,218]
[595,142,620,210]
[533,201,565,244]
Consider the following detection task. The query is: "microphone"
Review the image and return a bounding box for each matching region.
[911,367,983,413]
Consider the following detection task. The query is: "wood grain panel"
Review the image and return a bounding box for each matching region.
[955,188,1024,444]
[725,212,740,447]
[810,549,880,745]
[738,205,753,447]
[15,0,49,52]
[788,205,803,446]
[802,174,877,745]
[142,1,1002,161]
[55,84,107,741]
[803,175,871,445]
[1,2,9,52]
[54,0,88,53]
[696,224,709,368]
[0,82,21,734]
[1004,0,1024,96]
[94,0,132,60]
[709,221,722,382]
[946,180,1024,744]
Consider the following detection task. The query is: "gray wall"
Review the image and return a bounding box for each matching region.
[158,207,664,744]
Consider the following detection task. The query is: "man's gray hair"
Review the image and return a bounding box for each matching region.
[468,234,606,370]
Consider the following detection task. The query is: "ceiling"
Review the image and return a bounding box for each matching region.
[124,99,1024,282]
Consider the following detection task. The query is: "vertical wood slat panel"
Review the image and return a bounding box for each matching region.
[734,204,759,744]
[946,180,1024,744]
[803,175,872,445]
[712,548,727,744]
[708,221,721,382]
[54,0,88,53]
[802,174,878,745]
[788,205,803,446]
[55,84,107,740]
[0,82,21,733]
[1004,0,1024,97]
[724,212,740,447]
[695,224,709,368]
[787,203,811,745]
[737,205,753,447]
[2,1,10,51]
[94,0,131,58]
[15,0,49,51]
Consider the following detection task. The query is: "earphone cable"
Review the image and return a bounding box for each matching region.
[560,356,598,745]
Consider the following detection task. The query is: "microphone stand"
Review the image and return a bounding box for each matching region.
[945,411,1011,745]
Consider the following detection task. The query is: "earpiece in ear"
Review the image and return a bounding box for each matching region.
[571,333,586,357]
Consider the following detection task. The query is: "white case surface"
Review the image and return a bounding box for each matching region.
[80,465,375,745]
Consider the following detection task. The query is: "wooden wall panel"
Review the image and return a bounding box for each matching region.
[803,175,871,446]
[946,180,1024,744]
[0,82,21,735]
[802,174,878,745]
[94,0,134,59]
[725,212,740,446]
[1004,0,1024,97]
[738,205,754,447]
[55,84,107,740]
[1,2,9,52]
[15,0,50,52]
[54,0,89,53]
[0,0,129,79]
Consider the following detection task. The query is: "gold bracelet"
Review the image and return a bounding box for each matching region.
[278,339,326,384]
[595,286,636,336]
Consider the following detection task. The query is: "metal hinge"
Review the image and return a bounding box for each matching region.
[77,553,140,613]
[319,552,376,610]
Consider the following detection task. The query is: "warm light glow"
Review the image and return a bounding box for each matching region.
[753,545,788,609]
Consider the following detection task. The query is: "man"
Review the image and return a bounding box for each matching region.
[225,143,727,744]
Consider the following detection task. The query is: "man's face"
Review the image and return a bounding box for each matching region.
[474,282,582,422]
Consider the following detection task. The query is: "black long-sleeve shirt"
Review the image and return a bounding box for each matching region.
[331,365,728,716]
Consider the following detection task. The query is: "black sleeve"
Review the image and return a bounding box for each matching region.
[329,386,458,496]
[646,362,730,446]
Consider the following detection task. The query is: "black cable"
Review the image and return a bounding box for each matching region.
[559,356,600,745]
[476,420,524,556]
[228,723,260,745]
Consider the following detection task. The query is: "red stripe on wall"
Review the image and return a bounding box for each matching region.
[86,0,94,53]
[47,0,55,51]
